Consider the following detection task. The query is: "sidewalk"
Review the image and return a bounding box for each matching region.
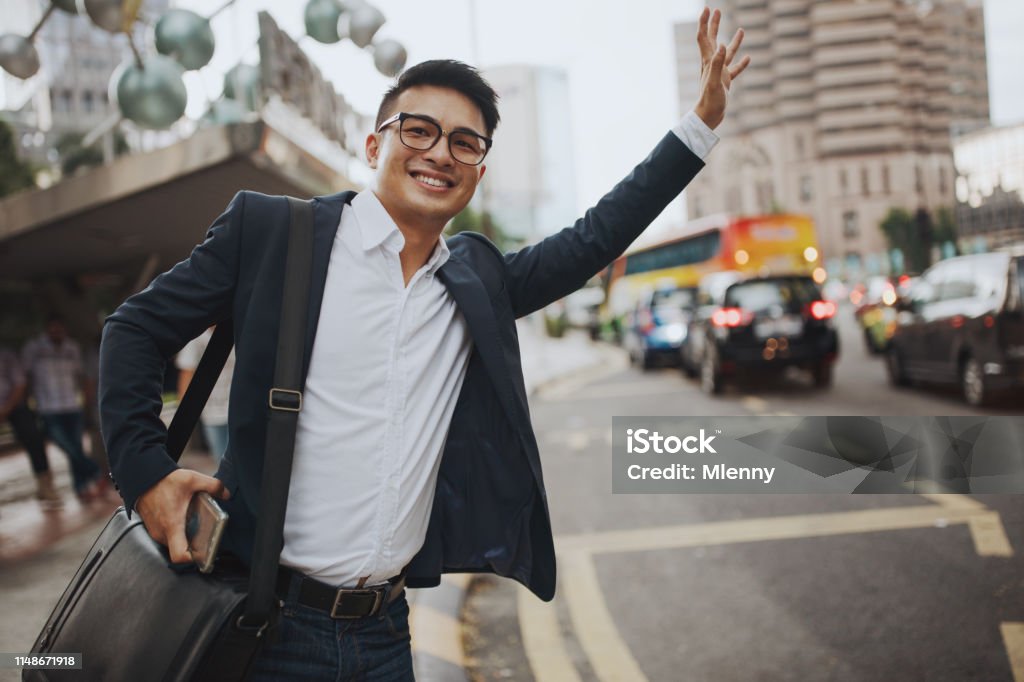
[0,318,613,681]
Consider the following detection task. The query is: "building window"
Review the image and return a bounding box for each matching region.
[939,166,947,196]
[83,91,94,113]
[882,165,891,194]
[861,167,869,196]
[800,176,812,202]
[842,210,859,239]
[915,165,923,193]
[839,168,848,195]
[795,134,805,158]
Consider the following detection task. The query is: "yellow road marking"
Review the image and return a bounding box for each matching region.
[557,504,1008,557]
[409,574,470,667]
[740,395,768,412]
[968,512,1014,556]
[517,584,583,682]
[1002,623,1024,682]
[560,550,649,682]
[919,493,988,510]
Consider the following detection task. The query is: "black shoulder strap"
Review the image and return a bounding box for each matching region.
[244,196,314,626]
[165,321,234,462]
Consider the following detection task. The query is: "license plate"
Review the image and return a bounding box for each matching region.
[754,316,803,339]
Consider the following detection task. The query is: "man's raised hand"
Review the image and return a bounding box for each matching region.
[694,7,751,130]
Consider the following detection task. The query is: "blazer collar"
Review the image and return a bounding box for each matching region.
[302,190,356,380]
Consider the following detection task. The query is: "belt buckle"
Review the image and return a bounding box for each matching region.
[330,587,385,619]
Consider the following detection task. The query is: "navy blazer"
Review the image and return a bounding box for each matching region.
[99,132,703,600]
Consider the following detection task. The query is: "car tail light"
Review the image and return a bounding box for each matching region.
[711,307,750,327]
[638,310,654,334]
[808,300,836,320]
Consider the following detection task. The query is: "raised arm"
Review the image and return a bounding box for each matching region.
[503,7,749,318]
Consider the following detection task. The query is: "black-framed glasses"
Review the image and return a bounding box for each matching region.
[376,112,492,166]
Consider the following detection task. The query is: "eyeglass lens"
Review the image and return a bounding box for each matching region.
[400,116,486,165]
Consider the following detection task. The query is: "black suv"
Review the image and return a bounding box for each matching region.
[886,252,1024,406]
[695,275,840,394]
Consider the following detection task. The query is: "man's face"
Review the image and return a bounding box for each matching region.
[367,85,488,233]
[46,320,66,344]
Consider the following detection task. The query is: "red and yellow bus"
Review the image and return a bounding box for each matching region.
[602,213,824,328]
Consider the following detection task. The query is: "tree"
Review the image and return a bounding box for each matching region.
[445,206,514,251]
[56,130,129,177]
[880,207,934,273]
[933,206,959,256]
[0,118,35,197]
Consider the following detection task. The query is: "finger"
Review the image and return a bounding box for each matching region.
[696,7,712,59]
[725,28,744,65]
[194,473,230,500]
[709,8,721,46]
[729,55,751,81]
[167,523,191,564]
[710,44,726,84]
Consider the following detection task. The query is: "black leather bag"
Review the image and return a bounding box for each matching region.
[25,197,315,682]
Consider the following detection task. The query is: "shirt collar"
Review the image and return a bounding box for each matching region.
[350,190,451,273]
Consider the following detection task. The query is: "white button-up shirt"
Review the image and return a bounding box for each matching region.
[279,114,717,587]
[281,190,473,587]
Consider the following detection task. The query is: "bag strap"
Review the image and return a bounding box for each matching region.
[242,196,314,628]
[165,321,234,462]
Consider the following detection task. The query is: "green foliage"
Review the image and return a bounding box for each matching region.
[56,129,129,176]
[0,118,35,197]
[881,206,959,272]
[445,206,514,251]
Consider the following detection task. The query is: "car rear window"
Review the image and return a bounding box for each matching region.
[724,278,822,312]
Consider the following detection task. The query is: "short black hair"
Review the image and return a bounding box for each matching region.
[375,59,500,137]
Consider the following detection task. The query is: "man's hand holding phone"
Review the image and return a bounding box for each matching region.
[136,469,231,565]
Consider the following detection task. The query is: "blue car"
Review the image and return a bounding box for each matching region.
[624,287,697,370]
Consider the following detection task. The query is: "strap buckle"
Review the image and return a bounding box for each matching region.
[330,587,387,619]
[268,388,302,412]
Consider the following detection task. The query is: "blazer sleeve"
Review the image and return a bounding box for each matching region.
[99,190,246,516]
[503,133,704,319]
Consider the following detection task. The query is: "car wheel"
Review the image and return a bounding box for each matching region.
[961,357,988,407]
[681,356,698,378]
[700,349,723,395]
[812,361,833,388]
[641,350,655,371]
[886,347,910,387]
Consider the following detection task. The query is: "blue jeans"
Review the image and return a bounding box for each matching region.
[248,584,414,681]
[41,411,100,494]
[201,422,229,462]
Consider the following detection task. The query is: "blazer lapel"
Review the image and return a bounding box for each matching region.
[302,191,356,380]
[436,257,519,423]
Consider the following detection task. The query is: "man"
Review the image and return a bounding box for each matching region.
[0,347,63,508]
[100,8,748,679]
[23,317,104,502]
[175,326,234,462]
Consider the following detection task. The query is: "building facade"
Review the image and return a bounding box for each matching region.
[479,65,577,242]
[954,122,1024,250]
[676,0,989,278]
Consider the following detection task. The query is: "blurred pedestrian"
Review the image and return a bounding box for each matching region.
[22,317,104,502]
[0,347,63,509]
[175,327,233,462]
[100,8,749,679]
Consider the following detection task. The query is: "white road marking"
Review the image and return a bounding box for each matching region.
[517,584,583,682]
[409,574,470,668]
[560,549,649,682]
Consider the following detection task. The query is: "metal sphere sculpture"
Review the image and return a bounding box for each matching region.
[223,64,262,112]
[154,9,215,71]
[0,34,40,79]
[304,0,344,44]
[349,5,385,48]
[372,38,407,77]
[111,54,188,129]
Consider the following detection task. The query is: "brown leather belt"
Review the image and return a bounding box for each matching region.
[276,566,406,619]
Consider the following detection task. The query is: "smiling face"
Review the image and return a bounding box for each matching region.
[366,85,488,237]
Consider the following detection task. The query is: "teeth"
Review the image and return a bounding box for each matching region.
[414,174,448,188]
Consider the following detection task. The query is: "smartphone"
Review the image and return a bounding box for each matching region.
[185,492,229,574]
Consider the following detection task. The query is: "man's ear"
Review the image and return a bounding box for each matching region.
[365,133,380,169]
[477,164,486,182]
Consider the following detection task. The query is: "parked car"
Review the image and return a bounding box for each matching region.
[886,252,1024,406]
[691,274,840,394]
[858,275,918,354]
[623,286,697,370]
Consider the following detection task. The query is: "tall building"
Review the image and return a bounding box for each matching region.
[676,0,989,278]
[479,65,577,242]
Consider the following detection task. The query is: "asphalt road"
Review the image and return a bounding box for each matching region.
[464,307,1024,682]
